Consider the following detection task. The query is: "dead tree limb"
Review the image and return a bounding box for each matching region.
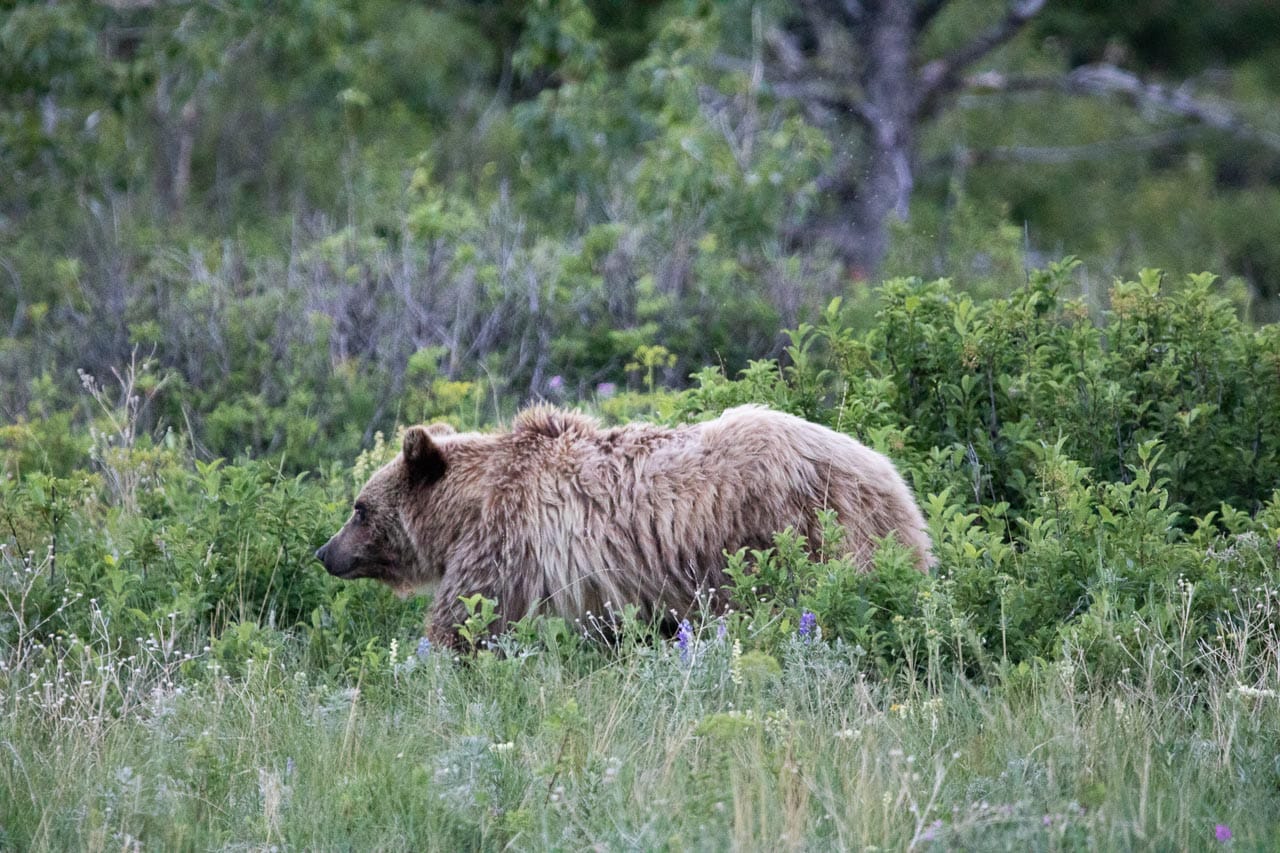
[964,64,1280,154]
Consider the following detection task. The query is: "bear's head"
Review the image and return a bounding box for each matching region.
[314,423,455,594]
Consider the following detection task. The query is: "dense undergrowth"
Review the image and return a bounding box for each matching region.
[3,265,1279,849]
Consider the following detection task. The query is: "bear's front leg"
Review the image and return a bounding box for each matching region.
[425,587,468,651]
[424,618,463,652]
[426,574,511,652]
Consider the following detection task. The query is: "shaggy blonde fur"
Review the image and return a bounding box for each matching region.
[314,405,933,648]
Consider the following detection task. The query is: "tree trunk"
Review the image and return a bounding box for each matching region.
[782,0,1051,276]
[153,76,199,220]
[171,99,198,217]
[830,0,919,276]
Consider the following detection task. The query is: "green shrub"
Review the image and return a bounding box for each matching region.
[3,263,1278,688]
[684,265,1280,681]
[687,264,1280,520]
[0,440,423,682]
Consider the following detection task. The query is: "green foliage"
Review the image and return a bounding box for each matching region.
[456,593,501,651]
[3,262,1275,692]
[4,0,1280,841]
[1,273,1279,852]
[685,264,1280,520]
[1039,0,1280,75]
[674,265,1280,685]
[0,435,423,682]
[0,0,846,458]
[8,0,1278,468]
[5,562,1279,849]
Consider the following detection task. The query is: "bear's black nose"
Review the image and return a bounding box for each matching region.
[315,544,329,565]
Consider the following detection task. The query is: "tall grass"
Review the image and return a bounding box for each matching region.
[4,268,1280,849]
[3,581,1278,850]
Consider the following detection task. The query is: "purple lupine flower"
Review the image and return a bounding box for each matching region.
[676,619,694,663]
[548,375,564,391]
[798,610,817,641]
[716,618,728,642]
[416,637,432,660]
[596,382,617,399]
[1215,824,1232,843]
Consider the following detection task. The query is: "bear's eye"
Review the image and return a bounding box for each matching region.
[353,502,368,524]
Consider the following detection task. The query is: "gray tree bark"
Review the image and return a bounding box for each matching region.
[845,0,918,275]
[756,0,1047,275]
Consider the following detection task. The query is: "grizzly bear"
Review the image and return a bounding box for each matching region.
[314,405,933,649]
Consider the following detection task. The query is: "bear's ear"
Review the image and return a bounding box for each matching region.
[402,426,447,484]
[424,422,456,437]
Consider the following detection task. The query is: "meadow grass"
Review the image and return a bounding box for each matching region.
[3,608,1278,852]
[6,263,1280,849]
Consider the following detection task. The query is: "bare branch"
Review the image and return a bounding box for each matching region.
[960,69,1056,94]
[1066,65,1280,151]
[802,0,864,28]
[928,130,1194,171]
[708,54,876,128]
[773,79,877,127]
[962,65,1280,154]
[763,25,808,76]
[916,0,1046,114]
[914,0,953,33]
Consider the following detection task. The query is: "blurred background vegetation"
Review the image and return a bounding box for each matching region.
[3,0,1280,471]
[4,10,1280,846]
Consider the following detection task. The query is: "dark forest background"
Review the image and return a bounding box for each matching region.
[4,0,1280,469]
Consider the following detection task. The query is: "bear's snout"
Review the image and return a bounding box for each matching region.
[315,540,350,577]
[315,537,362,579]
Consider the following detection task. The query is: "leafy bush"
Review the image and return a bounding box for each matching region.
[3,263,1278,689]
[0,434,423,682]
[683,263,1280,519]
[682,265,1280,680]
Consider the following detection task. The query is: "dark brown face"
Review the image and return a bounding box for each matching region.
[314,495,416,583]
[314,424,450,589]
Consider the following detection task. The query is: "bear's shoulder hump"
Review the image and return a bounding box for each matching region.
[512,405,599,439]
